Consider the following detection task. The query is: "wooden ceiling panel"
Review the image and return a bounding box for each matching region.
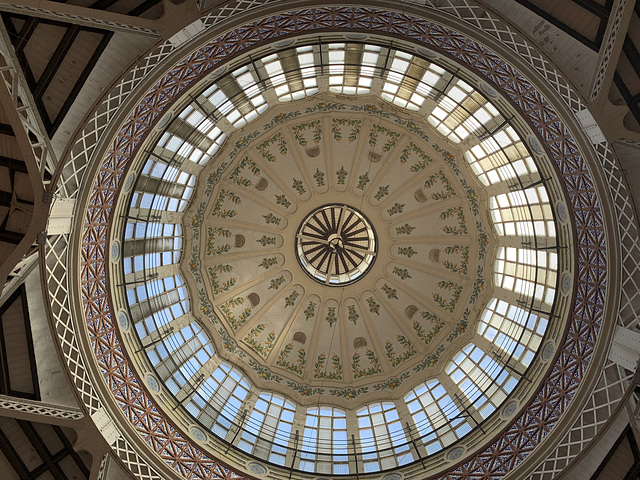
[0,419,90,480]
[52,0,164,19]
[514,0,612,49]
[21,23,67,83]
[41,29,104,123]
[591,426,640,480]
[0,418,41,471]
[0,135,22,162]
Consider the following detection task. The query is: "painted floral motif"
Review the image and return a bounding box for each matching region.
[275,194,291,209]
[470,267,485,303]
[413,344,446,372]
[188,252,201,283]
[208,264,236,295]
[263,213,281,225]
[459,178,480,216]
[331,118,360,141]
[221,297,251,331]
[387,203,405,216]
[442,245,470,275]
[191,202,205,231]
[413,316,446,346]
[256,132,288,162]
[410,159,429,172]
[305,101,345,113]
[292,178,306,195]
[424,170,456,200]
[219,327,245,357]
[373,373,410,391]
[284,290,299,307]
[397,246,417,257]
[336,166,348,185]
[269,275,286,290]
[432,144,461,175]
[206,227,232,255]
[211,189,241,218]
[259,257,278,269]
[440,206,468,235]
[368,124,401,152]
[204,162,228,197]
[244,324,276,357]
[287,381,324,397]
[304,301,317,320]
[276,343,306,375]
[381,283,398,299]
[291,120,322,147]
[476,220,489,259]
[352,349,382,379]
[314,353,343,380]
[257,235,277,247]
[366,296,380,315]
[395,118,430,142]
[446,308,471,342]
[198,288,214,318]
[228,131,260,161]
[399,142,432,168]
[351,103,390,118]
[356,172,370,191]
[392,267,411,280]
[264,110,301,129]
[433,280,463,313]
[385,335,417,367]
[347,305,359,325]
[249,358,282,382]
[325,306,337,327]
[396,224,415,235]
[374,185,389,200]
[313,169,326,187]
[228,156,260,187]
[329,386,369,400]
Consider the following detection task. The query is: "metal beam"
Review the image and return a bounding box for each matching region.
[0,0,160,37]
[0,21,58,181]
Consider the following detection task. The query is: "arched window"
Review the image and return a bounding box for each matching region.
[356,402,413,471]
[494,247,557,305]
[464,126,538,186]
[186,362,250,438]
[478,298,548,368]
[238,392,296,466]
[300,406,349,474]
[405,379,471,455]
[445,343,518,419]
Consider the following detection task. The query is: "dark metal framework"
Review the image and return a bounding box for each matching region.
[614,5,640,128]
[513,0,613,50]
[0,419,90,480]
[0,285,39,399]
[0,0,163,135]
[590,425,640,480]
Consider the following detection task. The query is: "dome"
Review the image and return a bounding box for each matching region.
[102,19,575,479]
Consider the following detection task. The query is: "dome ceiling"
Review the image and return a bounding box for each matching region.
[113,37,566,477]
[186,98,496,404]
[63,4,614,478]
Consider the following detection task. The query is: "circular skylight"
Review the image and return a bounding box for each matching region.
[296,204,377,286]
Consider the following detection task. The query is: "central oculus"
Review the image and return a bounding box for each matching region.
[295,204,377,286]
